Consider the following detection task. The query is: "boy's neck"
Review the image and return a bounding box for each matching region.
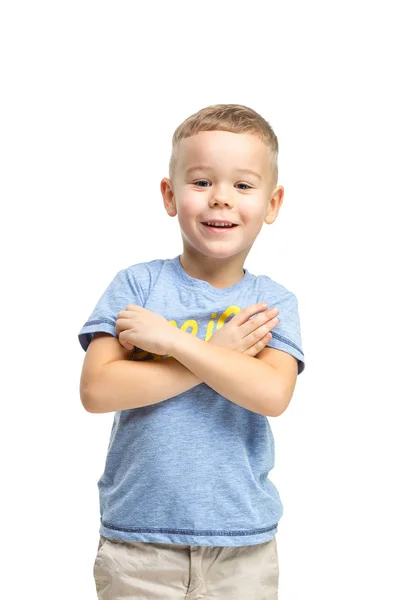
[179,252,247,289]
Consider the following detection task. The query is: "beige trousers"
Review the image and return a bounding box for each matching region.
[93,534,279,599]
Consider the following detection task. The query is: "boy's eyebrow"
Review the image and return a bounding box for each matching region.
[185,165,262,180]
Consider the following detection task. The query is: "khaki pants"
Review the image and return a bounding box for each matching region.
[93,535,279,599]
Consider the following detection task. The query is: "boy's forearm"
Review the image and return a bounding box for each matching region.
[169,329,283,417]
[87,356,202,413]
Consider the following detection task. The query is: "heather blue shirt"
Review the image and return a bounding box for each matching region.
[78,255,305,546]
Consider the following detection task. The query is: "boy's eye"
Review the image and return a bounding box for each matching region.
[193,180,252,190]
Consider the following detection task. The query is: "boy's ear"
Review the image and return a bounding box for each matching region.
[264,185,284,225]
[160,178,177,217]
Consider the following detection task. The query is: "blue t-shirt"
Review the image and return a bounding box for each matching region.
[78,254,305,547]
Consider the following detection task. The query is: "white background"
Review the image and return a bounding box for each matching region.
[1,1,399,598]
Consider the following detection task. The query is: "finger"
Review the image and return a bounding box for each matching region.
[263,332,272,343]
[239,307,279,339]
[234,303,270,326]
[125,304,141,311]
[119,330,134,347]
[117,310,133,319]
[120,341,134,350]
[255,333,272,350]
[253,307,280,326]
[244,318,279,345]
[251,332,273,355]
[115,318,133,335]
[243,332,272,356]
[117,335,133,350]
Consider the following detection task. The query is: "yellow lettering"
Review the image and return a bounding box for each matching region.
[181,319,199,336]
[205,312,217,341]
[217,305,241,328]
[136,306,241,361]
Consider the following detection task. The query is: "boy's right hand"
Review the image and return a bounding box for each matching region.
[208,303,279,357]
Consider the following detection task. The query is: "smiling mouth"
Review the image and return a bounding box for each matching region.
[201,223,239,230]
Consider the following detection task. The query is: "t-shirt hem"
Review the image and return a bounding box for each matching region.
[268,335,305,375]
[78,321,117,351]
[99,522,279,547]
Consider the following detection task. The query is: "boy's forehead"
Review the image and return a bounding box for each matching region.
[177,130,270,174]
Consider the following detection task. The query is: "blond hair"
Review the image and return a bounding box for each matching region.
[169,103,279,187]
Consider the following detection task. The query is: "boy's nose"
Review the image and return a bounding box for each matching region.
[209,190,233,207]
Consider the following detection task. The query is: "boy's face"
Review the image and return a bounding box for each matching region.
[161,130,284,264]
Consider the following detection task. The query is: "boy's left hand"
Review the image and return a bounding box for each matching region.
[116,305,177,355]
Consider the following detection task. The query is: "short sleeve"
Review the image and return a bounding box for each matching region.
[78,267,148,352]
[267,291,305,375]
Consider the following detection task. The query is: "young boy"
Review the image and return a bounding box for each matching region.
[78,103,305,599]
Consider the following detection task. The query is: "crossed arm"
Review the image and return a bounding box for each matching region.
[81,328,298,417]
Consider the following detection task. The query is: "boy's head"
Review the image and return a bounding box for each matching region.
[161,104,284,271]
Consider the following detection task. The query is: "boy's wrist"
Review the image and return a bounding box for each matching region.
[168,326,199,358]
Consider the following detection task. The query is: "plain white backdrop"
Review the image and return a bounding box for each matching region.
[1,1,399,598]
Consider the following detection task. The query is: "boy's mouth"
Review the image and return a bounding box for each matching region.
[201,222,239,232]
